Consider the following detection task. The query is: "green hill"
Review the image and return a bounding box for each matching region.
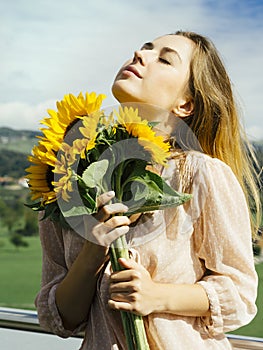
[0,150,30,178]
[0,127,41,139]
[0,127,41,154]
[0,127,41,178]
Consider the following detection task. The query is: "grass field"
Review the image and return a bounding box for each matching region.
[0,234,262,337]
[0,236,42,309]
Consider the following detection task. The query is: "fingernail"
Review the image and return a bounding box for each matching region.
[107,191,115,197]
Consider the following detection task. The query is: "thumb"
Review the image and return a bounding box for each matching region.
[118,257,138,269]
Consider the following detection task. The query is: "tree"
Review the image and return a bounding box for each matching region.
[0,188,31,234]
[2,209,17,234]
[9,233,29,250]
[16,210,38,236]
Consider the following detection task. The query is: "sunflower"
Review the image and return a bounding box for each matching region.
[39,91,106,154]
[50,116,101,202]
[52,154,75,202]
[116,106,170,165]
[30,143,57,167]
[100,111,116,131]
[65,110,103,159]
[60,142,76,166]
[116,106,148,133]
[71,138,96,159]
[25,145,56,205]
[137,138,170,165]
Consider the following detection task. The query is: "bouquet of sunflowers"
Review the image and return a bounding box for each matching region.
[26,91,192,350]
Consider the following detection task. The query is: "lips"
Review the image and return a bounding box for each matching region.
[122,65,142,79]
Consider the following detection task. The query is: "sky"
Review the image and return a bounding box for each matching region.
[0,0,262,140]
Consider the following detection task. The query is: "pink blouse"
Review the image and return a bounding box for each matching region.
[35,151,258,349]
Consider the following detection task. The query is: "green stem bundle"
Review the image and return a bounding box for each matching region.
[109,237,150,350]
[109,160,150,350]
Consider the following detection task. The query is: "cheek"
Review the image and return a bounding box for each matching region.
[150,70,177,91]
[163,73,188,101]
[151,75,178,102]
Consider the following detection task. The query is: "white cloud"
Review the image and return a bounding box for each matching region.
[0,100,56,130]
[246,126,263,142]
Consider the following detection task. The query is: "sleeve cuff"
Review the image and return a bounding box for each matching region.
[196,281,224,337]
[47,284,87,338]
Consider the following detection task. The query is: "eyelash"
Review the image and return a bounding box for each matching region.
[159,57,171,65]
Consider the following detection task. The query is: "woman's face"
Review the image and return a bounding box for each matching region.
[112,35,194,116]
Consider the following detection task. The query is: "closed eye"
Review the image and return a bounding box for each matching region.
[159,57,171,65]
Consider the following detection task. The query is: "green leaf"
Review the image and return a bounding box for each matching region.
[126,192,192,215]
[42,202,59,219]
[81,191,97,211]
[82,159,109,188]
[62,205,96,217]
[132,182,149,201]
[122,169,192,215]
[24,202,43,211]
[147,121,160,128]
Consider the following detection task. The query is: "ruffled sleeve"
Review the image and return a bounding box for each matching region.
[35,216,86,338]
[192,157,258,336]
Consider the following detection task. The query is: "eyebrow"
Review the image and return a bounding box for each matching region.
[141,42,182,63]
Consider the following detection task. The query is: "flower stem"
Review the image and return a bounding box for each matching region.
[109,154,149,349]
[109,238,149,350]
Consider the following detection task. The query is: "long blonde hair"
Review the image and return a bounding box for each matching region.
[174,30,261,237]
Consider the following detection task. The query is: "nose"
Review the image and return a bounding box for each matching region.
[133,50,146,65]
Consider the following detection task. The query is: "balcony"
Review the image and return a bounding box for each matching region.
[1,307,263,349]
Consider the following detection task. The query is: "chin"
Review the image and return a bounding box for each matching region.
[112,87,136,104]
[111,78,141,104]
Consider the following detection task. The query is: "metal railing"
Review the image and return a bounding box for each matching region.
[0,307,263,349]
[227,334,263,349]
[0,307,41,333]
[0,307,82,350]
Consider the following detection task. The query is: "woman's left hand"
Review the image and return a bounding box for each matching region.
[108,258,159,316]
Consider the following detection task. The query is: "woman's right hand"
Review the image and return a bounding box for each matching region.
[83,191,131,249]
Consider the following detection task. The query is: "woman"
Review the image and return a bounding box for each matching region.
[35,31,260,349]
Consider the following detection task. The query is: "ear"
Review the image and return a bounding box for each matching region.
[172,99,194,118]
